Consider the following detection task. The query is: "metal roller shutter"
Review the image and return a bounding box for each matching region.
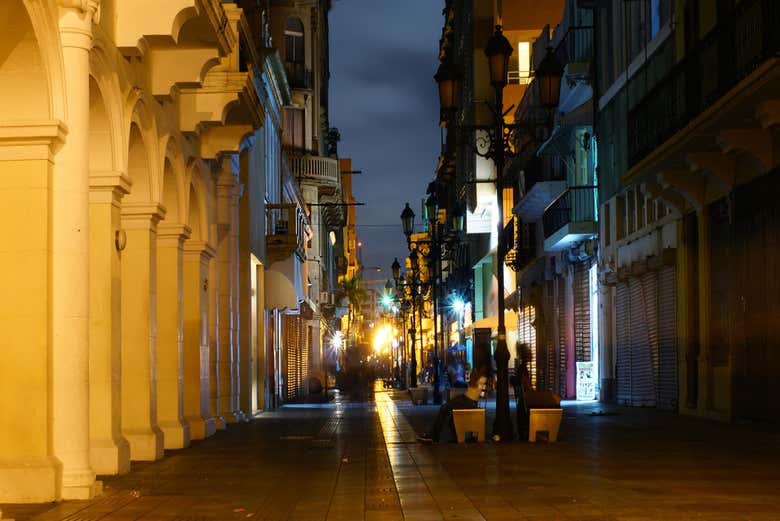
[657,265,678,410]
[616,282,631,405]
[629,277,655,406]
[641,271,660,393]
[573,261,592,363]
[557,275,567,398]
[544,280,555,393]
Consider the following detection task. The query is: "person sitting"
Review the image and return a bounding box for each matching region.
[417,366,490,443]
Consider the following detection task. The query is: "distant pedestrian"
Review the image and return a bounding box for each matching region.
[511,344,532,439]
[417,366,490,443]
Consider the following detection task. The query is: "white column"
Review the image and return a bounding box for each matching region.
[0,122,66,502]
[88,173,131,474]
[155,223,191,449]
[120,203,165,461]
[216,165,241,423]
[237,152,252,418]
[182,241,217,438]
[54,2,100,499]
[208,253,224,428]
[230,181,245,420]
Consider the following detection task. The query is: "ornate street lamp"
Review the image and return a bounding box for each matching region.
[434,60,462,121]
[401,203,415,241]
[425,193,438,224]
[434,24,563,442]
[536,46,565,111]
[450,203,465,234]
[391,257,401,282]
[484,25,514,88]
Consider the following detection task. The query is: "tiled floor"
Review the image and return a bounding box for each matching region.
[3,386,780,520]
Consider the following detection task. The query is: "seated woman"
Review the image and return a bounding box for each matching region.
[417,366,490,443]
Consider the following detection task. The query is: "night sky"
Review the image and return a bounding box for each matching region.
[329,0,443,281]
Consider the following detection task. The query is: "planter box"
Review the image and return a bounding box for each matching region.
[528,408,563,442]
[452,409,485,443]
[408,387,431,405]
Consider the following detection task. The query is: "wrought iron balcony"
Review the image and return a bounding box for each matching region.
[542,186,598,252]
[266,203,306,264]
[514,158,567,222]
[504,216,537,272]
[628,0,780,167]
[553,25,593,69]
[284,61,312,90]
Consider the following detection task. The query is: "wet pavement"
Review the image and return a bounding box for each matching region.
[3,384,780,520]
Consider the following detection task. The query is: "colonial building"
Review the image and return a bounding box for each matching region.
[0,0,342,503]
[508,0,598,400]
[594,0,780,420]
[434,0,565,385]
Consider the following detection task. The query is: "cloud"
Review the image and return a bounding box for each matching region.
[329,0,445,272]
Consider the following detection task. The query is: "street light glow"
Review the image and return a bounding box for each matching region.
[452,297,465,315]
[372,324,393,354]
[330,331,344,351]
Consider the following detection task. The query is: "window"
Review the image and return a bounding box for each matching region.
[284,18,304,64]
[509,41,531,84]
[283,108,305,150]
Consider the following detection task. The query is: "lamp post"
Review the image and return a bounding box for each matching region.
[436,25,563,441]
[400,197,463,404]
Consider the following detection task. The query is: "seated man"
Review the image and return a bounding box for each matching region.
[417,366,490,443]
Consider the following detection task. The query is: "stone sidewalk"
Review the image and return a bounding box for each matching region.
[3,388,780,520]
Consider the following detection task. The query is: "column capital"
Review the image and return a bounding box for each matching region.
[0,120,67,161]
[58,0,100,19]
[157,223,192,247]
[89,171,131,205]
[121,202,166,230]
[183,240,217,261]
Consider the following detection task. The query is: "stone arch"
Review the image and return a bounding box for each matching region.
[90,31,129,174]
[124,95,161,204]
[160,135,187,223]
[187,160,213,244]
[0,0,64,121]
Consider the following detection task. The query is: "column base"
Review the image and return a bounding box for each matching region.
[61,470,102,501]
[213,415,227,430]
[0,457,59,503]
[223,410,243,424]
[158,420,190,450]
[123,428,164,461]
[204,417,217,438]
[89,437,131,475]
[185,415,208,440]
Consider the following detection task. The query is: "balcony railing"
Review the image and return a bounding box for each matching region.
[524,157,567,194]
[628,0,780,167]
[504,216,537,272]
[287,152,340,188]
[553,25,594,67]
[266,203,306,263]
[543,186,598,239]
[284,61,312,90]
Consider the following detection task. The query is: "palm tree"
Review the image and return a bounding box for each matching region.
[339,274,367,350]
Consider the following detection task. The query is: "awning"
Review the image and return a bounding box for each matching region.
[469,312,518,332]
[264,269,297,310]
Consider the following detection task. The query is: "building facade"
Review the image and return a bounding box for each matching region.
[595,0,780,420]
[0,0,342,503]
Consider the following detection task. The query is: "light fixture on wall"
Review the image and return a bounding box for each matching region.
[115,229,127,251]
